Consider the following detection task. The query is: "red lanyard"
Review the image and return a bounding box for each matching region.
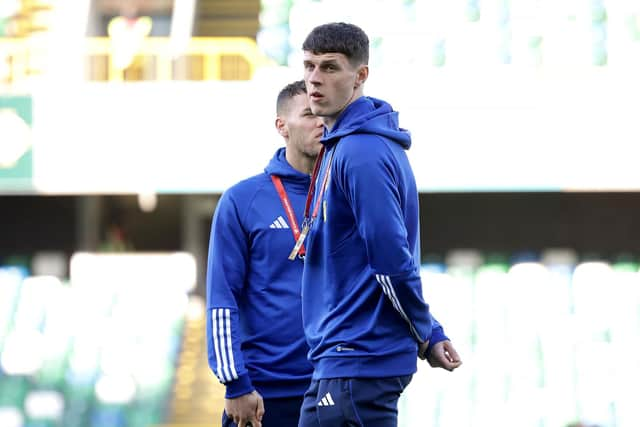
[271,174,305,257]
[288,145,336,260]
[305,145,334,221]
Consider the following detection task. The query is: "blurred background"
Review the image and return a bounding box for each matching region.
[1,0,640,426]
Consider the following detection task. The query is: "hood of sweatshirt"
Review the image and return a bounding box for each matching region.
[264,147,312,191]
[322,96,411,149]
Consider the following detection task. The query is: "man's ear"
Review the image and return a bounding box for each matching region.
[275,117,288,137]
[354,65,369,88]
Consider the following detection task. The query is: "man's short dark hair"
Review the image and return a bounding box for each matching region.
[302,22,369,66]
[276,80,306,115]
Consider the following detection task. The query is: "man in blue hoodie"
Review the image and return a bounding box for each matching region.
[295,23,463,427]
[206,80,324,427]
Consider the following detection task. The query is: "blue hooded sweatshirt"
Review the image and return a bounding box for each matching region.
[206,147,313,398]
[301,97,448,380]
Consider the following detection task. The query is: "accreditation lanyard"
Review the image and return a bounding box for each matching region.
[288,145,335,260]
[271,174,305,258]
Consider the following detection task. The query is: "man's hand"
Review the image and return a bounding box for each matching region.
[225,390,265,427]
[426,340,462,372]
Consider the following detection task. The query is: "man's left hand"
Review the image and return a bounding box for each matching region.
[426,340,462,371]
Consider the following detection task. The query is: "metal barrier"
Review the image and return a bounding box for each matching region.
[0,36,273,83]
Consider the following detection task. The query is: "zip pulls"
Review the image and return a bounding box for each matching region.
[336,344,355,352]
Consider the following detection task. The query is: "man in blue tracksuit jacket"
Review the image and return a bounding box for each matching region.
[297,23,463,427]
[206,81,324,427]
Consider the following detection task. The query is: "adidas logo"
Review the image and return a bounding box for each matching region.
[269,216,289,229]
[317,392,335,407]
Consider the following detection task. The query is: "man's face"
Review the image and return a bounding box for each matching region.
[303,51,363,127]
[281,93,324,159]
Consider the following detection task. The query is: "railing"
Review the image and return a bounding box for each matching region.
[0,37,273,83]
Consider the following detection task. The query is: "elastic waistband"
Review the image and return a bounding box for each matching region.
[312,350,417,380]
[253,377,312,399]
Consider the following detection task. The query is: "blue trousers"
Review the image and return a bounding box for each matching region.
[222,396,303,427]
[298,376,412,427]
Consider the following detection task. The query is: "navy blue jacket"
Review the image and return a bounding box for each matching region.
[302,96,448,379]
[206,148,313,398]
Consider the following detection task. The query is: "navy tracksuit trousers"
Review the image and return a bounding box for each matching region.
[298,376,412,427]
[222,396,304,427]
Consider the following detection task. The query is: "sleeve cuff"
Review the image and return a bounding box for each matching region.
[426,325,448,355]
[225,373,254,399]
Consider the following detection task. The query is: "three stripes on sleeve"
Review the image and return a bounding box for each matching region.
[375,274,422,343]
[211,308,238,383]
